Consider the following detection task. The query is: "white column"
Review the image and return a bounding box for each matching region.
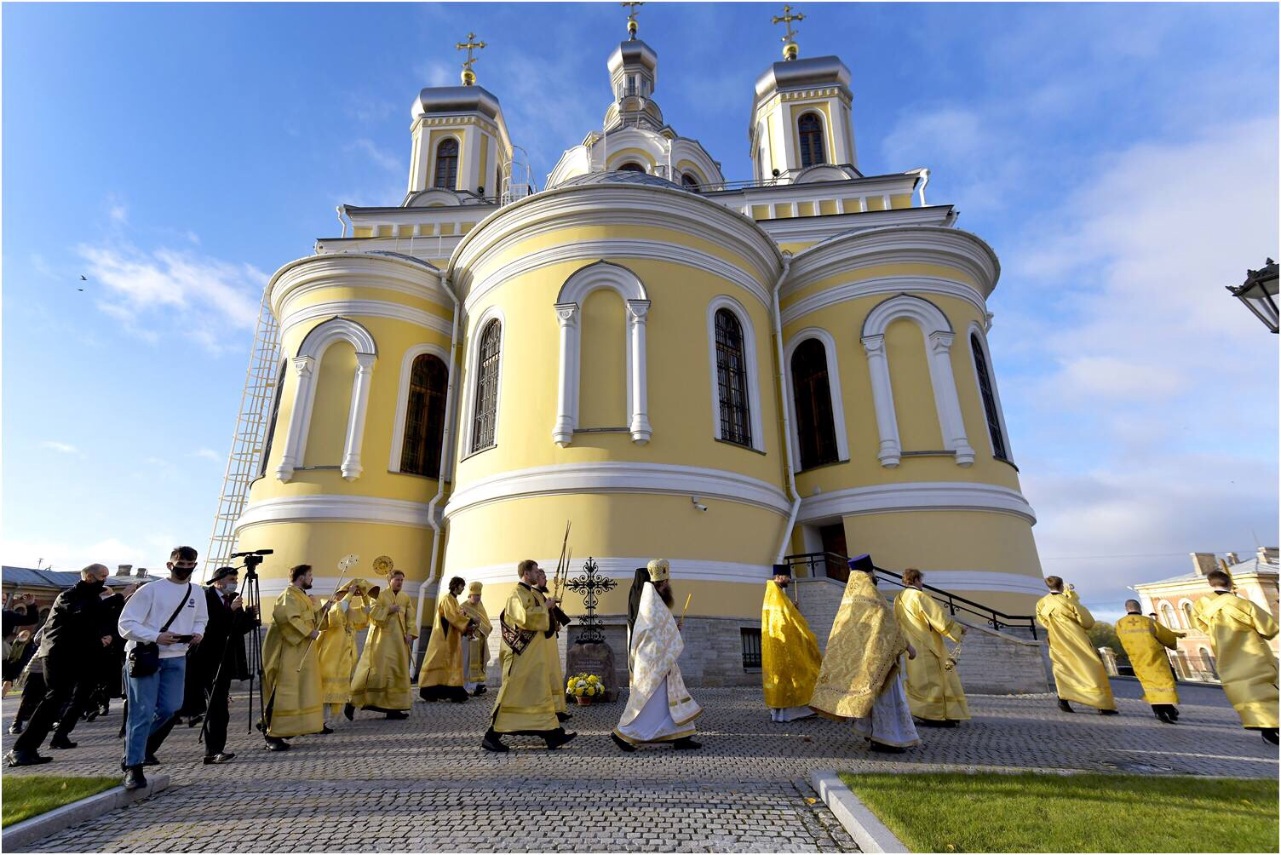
[340,353,377,480]
[926,331,975,467]
[627,299,652,445]
[553,303,579,447]
[275,356,315,483]
[861,335,900,468]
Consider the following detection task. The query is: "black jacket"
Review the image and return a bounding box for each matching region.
[188,585,252,685]
[35,582,113,660]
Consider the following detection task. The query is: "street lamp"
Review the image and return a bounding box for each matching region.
[1226,258,1279,333]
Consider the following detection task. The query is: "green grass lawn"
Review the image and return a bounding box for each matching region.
[2,775,119,828]
[840,771,1279,853]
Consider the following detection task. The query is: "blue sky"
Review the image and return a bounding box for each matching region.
[3,2,1277,620]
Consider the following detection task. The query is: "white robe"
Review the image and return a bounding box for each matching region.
[614,583,701,744]
[850,662,920,747]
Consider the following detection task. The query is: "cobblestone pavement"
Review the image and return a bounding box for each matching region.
[2,680,1275,852]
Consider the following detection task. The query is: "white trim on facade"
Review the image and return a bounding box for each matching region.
[796,481,1037,525]
[782,327,851,471]
[388,343,452,474]
[782,275,987,327]
[861,294,975,468]
[268,253,447,318]
[552,262,651,446]
[236,494,436,530]
[281,300,453,340]
[461,306,506,457]
[966,322,1015,463]
[706,296,766,453]
[274,317,377,483]
[443,462,791,518]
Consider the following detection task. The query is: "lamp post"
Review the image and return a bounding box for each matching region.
[1226,258,1279,333]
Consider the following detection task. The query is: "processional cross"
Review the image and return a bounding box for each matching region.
[771,5,805,60]
[566,557,617,644]
[621,2,643,40]
[456,32,487,85]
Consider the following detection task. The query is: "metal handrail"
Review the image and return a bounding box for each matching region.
[784,551,1039,639]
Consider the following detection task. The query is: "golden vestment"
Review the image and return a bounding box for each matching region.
[262,586,325,737]
[461,599,492,684]
[1035,590,1116,711]
[317,594,370,708]
[1193,592,1279,729]
[546,601,568,715]
[491,583,558,733]
[809,572,907,720]
[1115,613,1180,706]
[614,582,701,744]
[761,582,822,710]
[894,587,970,722]
[350,588,415,712]
[418,592,471,690]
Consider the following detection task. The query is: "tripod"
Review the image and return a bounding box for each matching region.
[237,552,269,738]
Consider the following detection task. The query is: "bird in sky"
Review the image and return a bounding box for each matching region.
[78,274,86,291]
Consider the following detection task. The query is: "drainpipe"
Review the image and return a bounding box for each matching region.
[411,270,461,666]
[770,252,799,564]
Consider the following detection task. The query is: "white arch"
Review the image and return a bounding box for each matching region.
[1177,598,1196,630]
[795,108,830,168]
[553,262,651,446]
[388,343,451,474]
[783,328,850,471]
[860,294,974,468]
[461,306,506,457]
[967,321,1015,463]
[275,317,377,483]
[707,295,765,453]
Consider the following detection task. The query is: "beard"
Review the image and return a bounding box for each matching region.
[300,579,313,590]
[657,581,675,609]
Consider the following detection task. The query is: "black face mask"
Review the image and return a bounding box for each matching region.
[85,578,106,590]
[171,564,195,581]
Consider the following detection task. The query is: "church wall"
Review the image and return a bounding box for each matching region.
[303,340,357,467]
[884,317,946,452]
[577,289,629,429]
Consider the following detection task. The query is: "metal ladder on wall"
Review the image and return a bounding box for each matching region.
[202,285,282,580]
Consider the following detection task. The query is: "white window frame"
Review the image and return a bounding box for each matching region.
[275,317,377,483]
[553,261,651,447]
[967,322,1015,462]
[388,343,451,474]
[783,328,850,471]
[860,294,974,468]
[461,306,506,458]
[707,295,765,453]
[1177,598,1196,631]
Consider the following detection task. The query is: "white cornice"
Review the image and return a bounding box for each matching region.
[280,300,454,340]
[268,253,449,317]
[451,557,771,587]
[236,494,437,530]
[758,207,955,245]
[782,275,987,325]
[444,462,790,518]
[785,226,1001,298]
[797,482,1037,524]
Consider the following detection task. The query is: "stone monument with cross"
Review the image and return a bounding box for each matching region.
[564,557,621,702]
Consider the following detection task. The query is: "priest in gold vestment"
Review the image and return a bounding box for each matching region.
[1192,569,1279,745]
[1035,577,1117,714]
[317,580,372,726]
[461,581,492,696]
[611,560,702,751]
[349,570,416,720]
[1115,599,1182,723]
[482,560,577,752]
[418,576,475,703]
[262,564,328,749]
[762,564,820,722]
[894,568,969,727]
[810,554,919,753]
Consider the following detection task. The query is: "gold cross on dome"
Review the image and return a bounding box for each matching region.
[621,2,643,39]
[456,32,487,75]
[771,4,805,44]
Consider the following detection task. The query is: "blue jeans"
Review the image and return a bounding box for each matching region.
[123,656,186,767]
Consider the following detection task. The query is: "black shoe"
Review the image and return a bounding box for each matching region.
[1168,707,1180,721]
[672,737,702,750]
[203,752,236,765]
[84,709,99,723]
[319,725,335,735]
[187,715,203,728]
[544,729,578,750]
[5,749,52,767]
[143,754,160,766]
[481,732,509,753]
[418,688,437,702]
[8,720,24,735]
[556,711,572,722]
[343,703,355,721]
[1154,708,1171,723]
[611,732,637,752]
[49,735,77,749]
[264,737,291,752]
[868,742,906,754]
[1058,699,1074,713]
[472,686,487,696]
[1262,729,1279,746]
[123,766,147,791]
[1099,708,1119,716]
[385,711,409,720]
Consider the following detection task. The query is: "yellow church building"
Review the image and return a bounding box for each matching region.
[225,15,1046,685]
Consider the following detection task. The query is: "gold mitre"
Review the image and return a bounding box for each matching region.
[468,581,483,595]
[646,558,670,582]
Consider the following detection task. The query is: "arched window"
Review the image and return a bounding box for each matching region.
[1180,601,1195,630]
[400,355,448,477]
[791,339,839,469]
[471,320,501,453]
[681,173,700,192]
[434,138,459,189]
[714,309,752,447]
[1198,647,1217,678]
[971,334,1010,461]
[259,358,288,477]
[1159,603,1177,628]
[617,162,645,173]
[798,113,826,168]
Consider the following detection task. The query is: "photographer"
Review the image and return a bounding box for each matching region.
[118,547,208,791]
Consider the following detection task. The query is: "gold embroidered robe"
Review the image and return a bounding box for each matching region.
[419,592,471,689]
[262,586,326,737]
[614,583,701,743]
[317,593,370,708]
[1193,592,1279,729]
[491,583,558,733]
[1036,589,1116,711]
[461,599,492,684]
[894,587,970,722]
[350,588,415,712]
[761,582,822,710]
[1116,613,1180,706]
[809,572,907,720]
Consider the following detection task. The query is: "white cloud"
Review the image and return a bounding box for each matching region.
[39,440,79,455]
[193,448,222,462]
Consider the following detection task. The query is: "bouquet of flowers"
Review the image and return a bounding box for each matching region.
[566,673,605,698]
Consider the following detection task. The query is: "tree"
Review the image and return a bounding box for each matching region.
[1087,621,1128,664]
